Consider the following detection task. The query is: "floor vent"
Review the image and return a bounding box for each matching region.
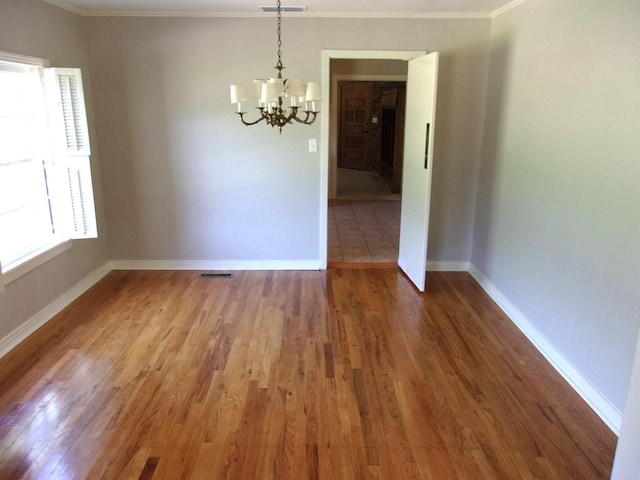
[200,272,234,278]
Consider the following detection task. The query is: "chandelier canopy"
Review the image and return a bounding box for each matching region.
[229,0,320,134]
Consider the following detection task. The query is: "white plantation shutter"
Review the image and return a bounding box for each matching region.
[66,158,97,237]
[45,68,97,239]
[57,72,90,155]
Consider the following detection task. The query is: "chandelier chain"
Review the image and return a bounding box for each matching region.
[276,0,283,71]
[232,0,319,132]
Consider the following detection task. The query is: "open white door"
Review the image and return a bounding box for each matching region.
[397,52,439,292]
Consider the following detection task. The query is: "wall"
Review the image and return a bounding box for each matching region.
[472,0,640,416]
[331,58,408,76]
[84,16,491,266]
[0,0,110,345]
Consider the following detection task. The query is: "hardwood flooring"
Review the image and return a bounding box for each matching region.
[0,269,616,479]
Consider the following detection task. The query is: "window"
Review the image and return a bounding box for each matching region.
[0,51,97,285]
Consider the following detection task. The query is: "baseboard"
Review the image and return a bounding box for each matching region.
[468,264,622,434]
[427,261,470,271]
[111,259,468,272]
[0,262,112,360]
[109,259,322,271]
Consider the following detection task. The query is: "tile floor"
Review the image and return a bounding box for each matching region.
[327,198,401,263]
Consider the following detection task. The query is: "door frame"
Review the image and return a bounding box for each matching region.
[319,50,426,269]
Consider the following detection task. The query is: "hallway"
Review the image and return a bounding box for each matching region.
[328,199,400,263]
[329,168,401,264]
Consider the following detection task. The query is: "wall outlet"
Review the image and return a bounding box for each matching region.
[308,139,317,152]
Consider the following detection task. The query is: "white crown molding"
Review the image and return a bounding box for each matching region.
[39,1,494,19]
[42,0,528,19]
[468,264,622,434]
[0,262,111,360]
[40,0,84,15]
[79,12,493,19]
[491,0,530,18]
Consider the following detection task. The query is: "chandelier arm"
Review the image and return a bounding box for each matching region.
[237,111,268,126]
[291,111,318,125]
[291,111,309,123]
[283,107,301,124]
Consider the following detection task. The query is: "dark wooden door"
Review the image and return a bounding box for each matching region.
[339,83,372,171]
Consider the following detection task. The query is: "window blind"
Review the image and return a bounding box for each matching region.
[46,68,97,239]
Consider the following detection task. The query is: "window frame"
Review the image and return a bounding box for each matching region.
[0,51,96,287]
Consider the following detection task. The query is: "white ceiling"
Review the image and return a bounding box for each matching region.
[41,0,525,17]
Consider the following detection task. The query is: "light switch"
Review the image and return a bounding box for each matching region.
[308,138,317,152]
[371,116,378,124]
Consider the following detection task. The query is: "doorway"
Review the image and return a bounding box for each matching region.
[322,53,419,266]
[330,78,407,264]
[319,50,427,269]
[337,80,407,194]
[321,50,439,291]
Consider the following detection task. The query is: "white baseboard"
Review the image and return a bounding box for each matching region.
[0,262,111,360]
[111,260,468,272]
[109,259,321,271]
[427,261,470,271]
[468,264,622,434]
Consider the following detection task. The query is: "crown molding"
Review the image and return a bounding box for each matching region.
[39,1,494,19]
[42,0,527,20]
[79,12,493,19]
[41,0,84,15]
[491,0,530,18]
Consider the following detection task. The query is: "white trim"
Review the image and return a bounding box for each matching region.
[491,0,530,18]
[81,12,492,19]
[0,50,49,68]
[38,2,493,19]
[320,49,426,271]
[109,260,321,271]
[468,264,622,434]
[426,261,470,272]
[3,240,73,285]
[0,262,111,360]
[41,0,527,19]
[39,0,84,15]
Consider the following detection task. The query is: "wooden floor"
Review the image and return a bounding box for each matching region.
[0,269,616,479]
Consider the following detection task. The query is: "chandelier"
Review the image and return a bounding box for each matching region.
[229,0,320,134]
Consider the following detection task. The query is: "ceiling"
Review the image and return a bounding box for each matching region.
[41,0,525,17]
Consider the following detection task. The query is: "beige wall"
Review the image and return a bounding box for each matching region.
[84,16,491,265]
[331,58,408,76]
[0,0,109,343]
[473,0,640,413]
